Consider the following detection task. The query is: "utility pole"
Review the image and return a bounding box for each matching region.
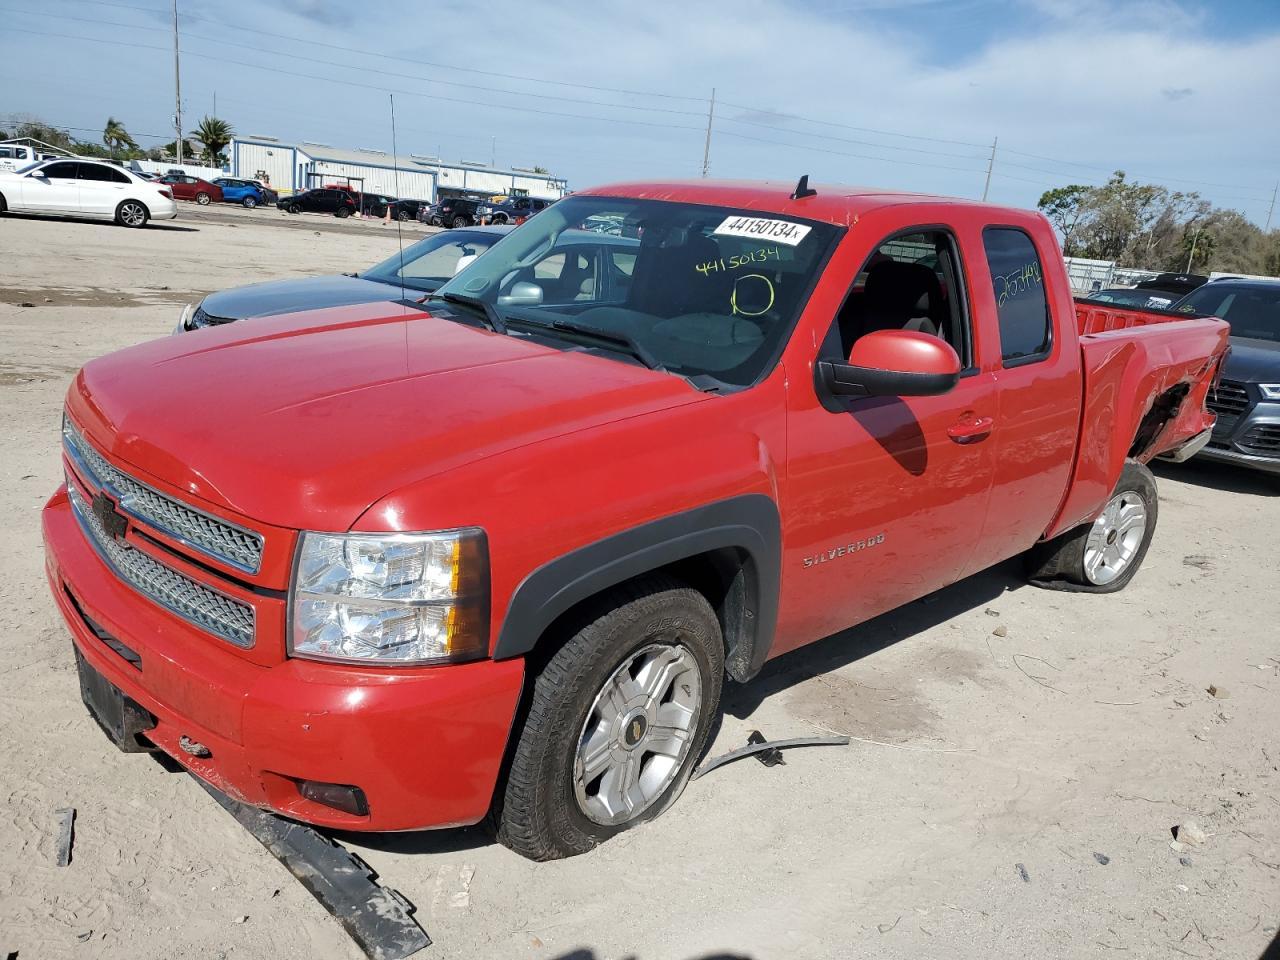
[701,87,716,178]
[1266,182,1277,233]
[981,136,998,201]
[172,0,182,165]
[1186,227,1203,274]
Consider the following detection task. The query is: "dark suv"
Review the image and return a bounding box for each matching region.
[420,197,486,228]
[477,195,552,225]
[278,188,358,218]
[1172,279,1280,474]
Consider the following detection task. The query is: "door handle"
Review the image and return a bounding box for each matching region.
[947,415,994,443]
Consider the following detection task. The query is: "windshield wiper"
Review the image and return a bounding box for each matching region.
[428,292,507,333]
[527,317,665,371]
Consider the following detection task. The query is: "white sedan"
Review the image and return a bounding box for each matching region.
[0,158,179,228]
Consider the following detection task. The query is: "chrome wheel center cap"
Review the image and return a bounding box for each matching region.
[622,713,648,748]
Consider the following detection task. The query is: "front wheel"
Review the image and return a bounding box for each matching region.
[1026,459,1158,593]
[496,577,723,861]
[397,209,412,222]
[195,192,212,205]
[242,196,258,208]
[335,206,351,219]
[116,200,149,228]
[287,203,301,215]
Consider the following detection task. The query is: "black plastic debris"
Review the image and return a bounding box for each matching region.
[54,808,75,867]
[197,779,429,960]
[1093,852,1111,866]
[691,732,850,781]
[747,730,786,767]
[1016,863,1031,883]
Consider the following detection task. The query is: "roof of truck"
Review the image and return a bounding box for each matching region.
[578,178,1024,228]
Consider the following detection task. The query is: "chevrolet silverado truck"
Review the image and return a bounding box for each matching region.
[44,179,1229,861]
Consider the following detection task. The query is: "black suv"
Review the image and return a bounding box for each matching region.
[420,196,486,228]
[1171,279,1280,474]
[278,188,358,218]
[476,195,552,225]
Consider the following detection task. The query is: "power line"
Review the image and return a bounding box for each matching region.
[717,99,987,148]
[714,127,988,176]
[2,5,710,119]
[5,26,707,134]
[54,0,708,103]
[716,114,989,163]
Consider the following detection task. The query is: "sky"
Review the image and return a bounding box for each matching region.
[2,0,1278,224]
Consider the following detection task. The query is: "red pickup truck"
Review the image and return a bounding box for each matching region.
[44,179,1228,861]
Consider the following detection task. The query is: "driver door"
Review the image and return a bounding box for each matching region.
[776,225,999,651]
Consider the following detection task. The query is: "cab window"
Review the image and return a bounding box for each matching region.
[983,227,1052,366]
[831,229,972,367]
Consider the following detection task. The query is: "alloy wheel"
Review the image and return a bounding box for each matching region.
[1083,491,1147,585]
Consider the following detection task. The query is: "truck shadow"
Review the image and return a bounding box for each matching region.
[723,558,1024,720]
[1151,457,1278,497]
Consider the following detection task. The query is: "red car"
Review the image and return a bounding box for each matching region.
[155,173,223,205]
[44,179,1227,861]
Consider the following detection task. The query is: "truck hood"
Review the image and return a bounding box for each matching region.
[68,303,707,530]
[1223,336,1280,383]
[199,274,406,322]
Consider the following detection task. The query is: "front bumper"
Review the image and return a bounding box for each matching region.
[1197,391,1280,474]
[43,485,525,831]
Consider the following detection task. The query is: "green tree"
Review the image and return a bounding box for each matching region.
[102,116,138,156]
[1037,185,1091,256]
[190,115,233,165]
[12,119,76,151]
[532,165,550,175]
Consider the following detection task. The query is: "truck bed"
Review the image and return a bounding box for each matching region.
[1074,298,1203,336]
[1047,303,1230,537]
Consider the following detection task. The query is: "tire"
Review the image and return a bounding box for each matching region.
[397,209,411,222]
[451,215,469,229]
[115,199,149,228]
[242,196,258,208]
[335,206,351,219]
[287,203,301,215]
[0,191,7,214]
[1026,459,1158,593]
[496,576,724,861]
[492,214,509,225]
[195,192,212,205]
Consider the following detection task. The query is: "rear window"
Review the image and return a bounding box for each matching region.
[1176,284,1280,343]
[983,227,1052,365]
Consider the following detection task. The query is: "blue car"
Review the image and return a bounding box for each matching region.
[212,177,278,209]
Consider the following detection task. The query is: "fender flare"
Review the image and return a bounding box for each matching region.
[492,494,781,681]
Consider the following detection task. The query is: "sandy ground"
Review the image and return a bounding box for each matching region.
[1,205,1278,960]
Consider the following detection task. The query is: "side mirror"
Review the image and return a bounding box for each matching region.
[497,281,544,307]
[817,329,960,399]
[453,253,479,275]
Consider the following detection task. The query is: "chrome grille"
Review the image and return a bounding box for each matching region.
[63,418,263,573]
[67,477,255,648]
[1207,379,1250,416]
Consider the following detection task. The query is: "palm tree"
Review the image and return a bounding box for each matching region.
[102,117,137,156]
[191,116,233,165]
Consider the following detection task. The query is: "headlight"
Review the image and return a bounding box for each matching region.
[1259,384,1280,400]
[289,529,488,665]
[175,302,193,334]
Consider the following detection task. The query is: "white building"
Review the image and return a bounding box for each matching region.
[230,136,567,202]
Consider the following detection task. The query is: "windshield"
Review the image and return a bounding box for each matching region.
[362,231,503,293]
[435,195,839,387]
[1176,284,1280,343]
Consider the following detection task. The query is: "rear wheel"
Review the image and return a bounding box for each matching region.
[496,578,723,861]
[1026,459,1157,593]
[195,191,212,205]
[0,191,7,214]
[115,200,149,228]
[451,214,469,228]
[335,206,351,219]
[242,196,258,208]
[397,209,412,221]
